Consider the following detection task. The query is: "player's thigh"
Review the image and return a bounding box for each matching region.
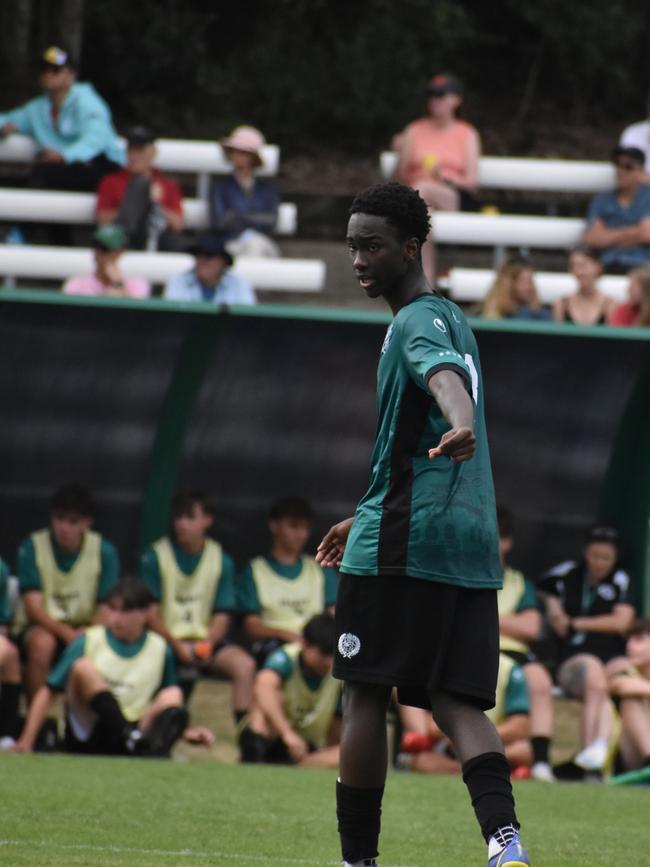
[557,653,606,699]
[211,643,255,678]
[523,661,553,695]
[23,625,59,661]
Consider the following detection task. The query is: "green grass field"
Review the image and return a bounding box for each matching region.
[0,753,647,867]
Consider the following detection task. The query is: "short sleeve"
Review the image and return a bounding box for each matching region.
[516,579,539,613]
[504,663,530,716]
[400,308,471,394]
[47,635,86,691]
[612,570,630,604]
[264,647,294,681]
[213,552,236,612]
[323,567,339,607]
[97,540,120,601]
[160,643,177,688]
[140,548,162,601]
[0,560,11,625]
[17,537,41,593]
[236,564,261,614]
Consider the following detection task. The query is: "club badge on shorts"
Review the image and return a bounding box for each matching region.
[338,632,361,659]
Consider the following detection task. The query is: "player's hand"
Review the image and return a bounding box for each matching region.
[549,608,571,637]
[38,148,64,163]
[150,181,163,204]
[183,725,215,747]
[428,427,475,463]
[282,730,308,763]
[60,625,80,645]
[174,642,195,667]
[316,517,354,567]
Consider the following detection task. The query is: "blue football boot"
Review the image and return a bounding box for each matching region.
[487,834,530,866]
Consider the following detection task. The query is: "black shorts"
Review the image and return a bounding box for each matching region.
[333,573,499,711]
[501,648,538,667]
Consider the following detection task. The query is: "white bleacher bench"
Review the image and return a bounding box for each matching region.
[0,245,325,293]
[430,211,585,249]
[380,151,616,194]
[445,267,628,305]
[0,188,296,235]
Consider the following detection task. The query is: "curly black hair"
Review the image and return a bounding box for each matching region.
[349,182,431,247]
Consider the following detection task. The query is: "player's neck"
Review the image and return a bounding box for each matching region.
[385,271,433,315]
[175,536,205,555]
[270,545,301,565]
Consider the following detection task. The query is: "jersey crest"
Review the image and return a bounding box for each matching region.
[337,632,361,658]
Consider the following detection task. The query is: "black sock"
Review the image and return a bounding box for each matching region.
[643,756,650,768]
[233,710,247,726]
[531,736,550,765]
[462,751,519,842]
[238,727,269,763]
[336,780,384,864]
[90,690,129,737]
[0,683,21,737]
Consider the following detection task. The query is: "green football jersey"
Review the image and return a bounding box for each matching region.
[340,293,501,589]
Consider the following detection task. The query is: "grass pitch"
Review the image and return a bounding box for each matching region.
[0,753,647,866]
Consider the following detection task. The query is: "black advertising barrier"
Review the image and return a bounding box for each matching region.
[0,291,648,610]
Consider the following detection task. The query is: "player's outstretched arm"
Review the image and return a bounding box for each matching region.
[316,517,355,568]
[427,370,475,463]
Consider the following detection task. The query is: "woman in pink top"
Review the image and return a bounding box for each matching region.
[394,73,481,212]
[609,264,650,326]
[62,223,151,299]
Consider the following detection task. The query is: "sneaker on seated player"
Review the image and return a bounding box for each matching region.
[487,825,531,866]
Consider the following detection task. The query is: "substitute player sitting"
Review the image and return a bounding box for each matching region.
[14,580,187,757]
[317,182,530,867]
[17,484,119,703]
[237,497,338,663]
[141,490,255,726]
[239,613,341,768]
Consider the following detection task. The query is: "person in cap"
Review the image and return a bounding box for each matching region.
[96,126,184,251]
[0,46,124,192]
[619,89,650,178]
[209,125,280,258]
[62,223,151,298]
[538,524,635,774]
[163,233,256,305]
[582,146,650,273]
[392,73,481,213]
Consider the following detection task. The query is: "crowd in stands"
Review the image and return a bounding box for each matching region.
[0,483,646,786]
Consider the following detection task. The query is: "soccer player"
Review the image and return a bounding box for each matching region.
[317,182,530,867]
[237,497,338,663]
[17,484,119,703]
[141,490,255,725]
[0,555,21,744]
[13,580,187,757]
[239,612,341,768]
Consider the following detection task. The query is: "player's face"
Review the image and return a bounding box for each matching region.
[107,600,148,643]
[50,511,92,553]
[626,632,650,666]
[302,644,334,677]
[346,213,411,300]
[173,504,213,549]
[269,517,311,558]
[584,541,617,581]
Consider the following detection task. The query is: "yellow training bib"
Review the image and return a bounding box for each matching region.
[281,642,341,747]
[251,556,325,634]
[32,529,101,626]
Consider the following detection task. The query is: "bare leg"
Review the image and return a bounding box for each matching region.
[24,626,57,703]
[139,686,184,735]
[505,739,533,768]
[430,688,503,763]
[211,645,256,715]
[0,635,21,684]
[619,699,650,768]
[300,745,340,769]
[339,681,392,788]
[524,662,554,739]
[411,750,460,774]
[559,655,611,747]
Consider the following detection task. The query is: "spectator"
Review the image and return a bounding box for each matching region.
[13,580,187,757]
[0,46,123,192]
[608,619,650,784]
[393,73,481,213]
[619,90,650,176]
[582,146,650,274]
[164,234,255,305]
[0,556,21,745]
[237,497,338,664]
[141,490,255,724]
[17,484,120,703]
[539,524,635,774]
[62,224,151,299]
[481,257,552,320]
[96,125,184,251]
[210,125,280,257]
[239,613,341,767]
[496,506,555,782]
[553,248,616,325]
[609,264,650,326]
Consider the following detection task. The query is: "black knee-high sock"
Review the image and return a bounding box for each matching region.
[336,780,384,864]
[462,752,519,842]
[90,691,129,738]
[531,736,550,765]
[0,683,21,737]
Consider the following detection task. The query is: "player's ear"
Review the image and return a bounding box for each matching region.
[404,237,420,262]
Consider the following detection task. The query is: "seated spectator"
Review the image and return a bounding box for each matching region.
[552,248,616,325]
[496,506,555,782]
[539,524,635,774]
[210,125,280,257]
[13,580,187,757]
[96,125,184,251]
[400,652,531,774]
[237,497,338,664]
[582,146,650,274]
[17,484,119,703]
[619,90,650,177]
[481,257,552,320]
[239,613,341,767]
[0,46,123,191]
[608,619,650,783]
[609,264,650,326]
[0,556,21,745]
[62,224,151,299]
[393,73,481,213]
[163,234,255,305]
[141,490,255,724]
